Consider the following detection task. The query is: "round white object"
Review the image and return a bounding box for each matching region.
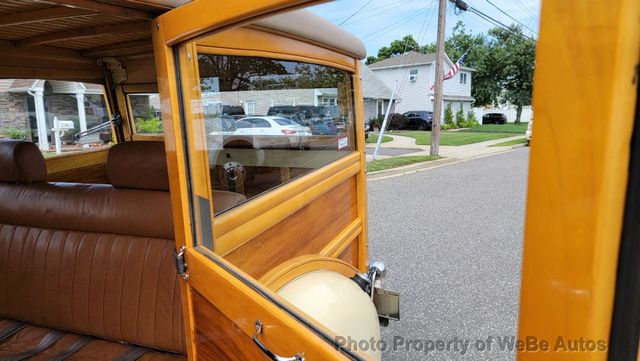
[277,270,382,360]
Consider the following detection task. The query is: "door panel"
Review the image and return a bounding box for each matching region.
[152,2,369,360]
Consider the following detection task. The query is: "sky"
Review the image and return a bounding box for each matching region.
[308,0,541,58]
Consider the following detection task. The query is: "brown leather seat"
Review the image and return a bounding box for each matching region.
[0,140,186,360]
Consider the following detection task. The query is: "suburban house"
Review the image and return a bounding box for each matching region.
[360,65,395,125]
[0,79,108,150]
[368,51,475,121]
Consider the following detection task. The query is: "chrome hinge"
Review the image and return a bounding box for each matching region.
[175,246,189,281]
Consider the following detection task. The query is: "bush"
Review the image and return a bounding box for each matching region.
[369,116,383,131]
[387,113,408,130]
[455,108,467,128]
[136,117,163,134]
[442,123,454,130]
[466,110,479,127]
[444,104,456,129]
[7,128,28,140]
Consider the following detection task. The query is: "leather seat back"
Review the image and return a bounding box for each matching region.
[0,140,184,353]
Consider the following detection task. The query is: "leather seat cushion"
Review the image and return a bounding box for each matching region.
[0,183,174,240]
[0,140,47,184]
[0,224,185,354]
[0,319,185,361]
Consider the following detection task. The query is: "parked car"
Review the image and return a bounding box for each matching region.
[482,112,507,124]
[402,111,433,131]
[222,105,246,120]
[232,116,312,149]
[525,119,533,146]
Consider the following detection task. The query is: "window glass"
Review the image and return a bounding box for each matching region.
[197,54,356,214]
[0,79,111,157]
[128,93,163,134]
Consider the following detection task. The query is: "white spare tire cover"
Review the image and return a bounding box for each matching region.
[277,270,382,360]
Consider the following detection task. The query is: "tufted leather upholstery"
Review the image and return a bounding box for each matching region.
[0,140,186,358]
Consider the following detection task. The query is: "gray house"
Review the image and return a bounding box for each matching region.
[361,65,395,126]
[368,51,475,122]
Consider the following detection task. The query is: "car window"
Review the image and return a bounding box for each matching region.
[197,54,356,214]
[128,93,163,135]
[274,118,298,126]
[0,79,112,158]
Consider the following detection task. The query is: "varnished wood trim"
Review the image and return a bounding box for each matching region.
[45,148,107,173]
[353,62,368,272]
[259,255,360,291]
[216,159,361,255]
[215,152,359,236]
[0,40,92,64]
[121,83,159,93]
[186,248,360,360]
[319,218,362,258]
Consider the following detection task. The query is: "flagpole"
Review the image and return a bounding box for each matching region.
[431,0,447,156]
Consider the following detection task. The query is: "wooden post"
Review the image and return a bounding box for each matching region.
[430,0,447,156]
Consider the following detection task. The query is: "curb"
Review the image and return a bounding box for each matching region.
[367,147,527,181]
[366,157,457,180]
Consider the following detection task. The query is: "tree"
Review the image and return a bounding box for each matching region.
[488,26,536,123]
[365,35,420,64]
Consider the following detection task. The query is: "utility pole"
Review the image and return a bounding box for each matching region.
[430,0,447,156]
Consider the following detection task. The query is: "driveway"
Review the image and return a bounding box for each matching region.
[367,148,529,360]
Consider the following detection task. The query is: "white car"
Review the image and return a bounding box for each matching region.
[525,119,533,146]
[232,116,312,149]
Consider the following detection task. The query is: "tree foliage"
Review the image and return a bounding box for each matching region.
[365,21,536,121]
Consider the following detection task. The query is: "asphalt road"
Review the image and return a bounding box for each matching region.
[367,148,529,360]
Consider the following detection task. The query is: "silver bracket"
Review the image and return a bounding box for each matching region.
[175,246,189,281]
[97,57,127,85]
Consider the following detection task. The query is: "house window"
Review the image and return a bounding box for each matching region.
[377,100,385,117]
[460,73,467,84]
[409,69,418,82]
[129,93,163,134]
[245,100,255,115]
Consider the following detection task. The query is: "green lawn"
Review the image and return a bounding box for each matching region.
[367,155,441,172]
[489,138,527,147]
[366,134,393,144]
[466,122,528,133]
[396,130,516,146]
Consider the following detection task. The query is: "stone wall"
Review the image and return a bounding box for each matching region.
[0,93,32,140]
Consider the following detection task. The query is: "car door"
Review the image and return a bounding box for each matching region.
[152,2,368,360]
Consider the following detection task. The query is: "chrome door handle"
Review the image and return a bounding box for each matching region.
[252,320,305,361]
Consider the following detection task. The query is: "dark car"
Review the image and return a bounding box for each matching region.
[222,105,246,120]
[482,112,507,124]
[402,111,433,131]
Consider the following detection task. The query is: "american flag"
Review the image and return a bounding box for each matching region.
[430,52,467,90]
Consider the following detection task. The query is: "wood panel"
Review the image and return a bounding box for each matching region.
[46,149,108,183]
[225,176,358,279]
[192,290,268,360]
[338,241,355,266]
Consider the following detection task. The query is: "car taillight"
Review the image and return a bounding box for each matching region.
[281,129,297,135]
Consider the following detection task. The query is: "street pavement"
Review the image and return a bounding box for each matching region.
[367,148,529,360]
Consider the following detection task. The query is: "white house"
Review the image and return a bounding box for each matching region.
[367,51,475,122]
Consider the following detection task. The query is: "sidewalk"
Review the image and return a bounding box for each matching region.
[365,133,525,162]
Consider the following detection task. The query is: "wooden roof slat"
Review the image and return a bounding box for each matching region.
[33,0,156,19]
[16,21,150,48]
[0,39,93,64]
[0,7,95,27]
[81,39,151,57]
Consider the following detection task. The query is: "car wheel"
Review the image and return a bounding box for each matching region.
[418,123,428,131]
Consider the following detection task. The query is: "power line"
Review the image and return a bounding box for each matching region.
[512,0,539,22]
[483,0,537,37]
[468,6,536,41]
[332,0,416,23]
[361,6,431,40]
[341,0,418,26]
[339,0,375,25]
